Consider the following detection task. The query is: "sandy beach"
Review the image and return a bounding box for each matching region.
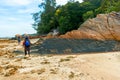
[0,39,120,80]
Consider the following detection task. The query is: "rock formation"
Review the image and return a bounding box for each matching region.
[60,11,120,41]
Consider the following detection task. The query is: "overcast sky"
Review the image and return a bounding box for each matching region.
[0,0,82,37]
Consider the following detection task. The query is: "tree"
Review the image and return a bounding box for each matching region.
[82,0,102,20]
[32,0,120,35]
[83,11,94,21]
[56,2,83,34]
[96,0,120,13]
[33,0,56,34]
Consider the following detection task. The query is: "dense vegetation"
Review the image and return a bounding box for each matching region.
[32,0,120,35]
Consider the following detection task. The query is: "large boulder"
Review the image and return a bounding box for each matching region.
[60,12,120,41]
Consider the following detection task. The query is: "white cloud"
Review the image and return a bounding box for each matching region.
[0,0,84,37]
[8,17,19,21]
[1,0,82,7]
[56,0,68,5]
[18,9,35,14]
[1,0,33,6]
[56,0,83,5]
[0,21,36,37]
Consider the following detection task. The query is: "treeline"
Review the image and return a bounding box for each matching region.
[32,0,120,35]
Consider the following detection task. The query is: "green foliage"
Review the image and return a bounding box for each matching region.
[81,0,102,21]
[56,2,83,34]
[97,0,120,13]
[58,16,69,34]
[83,11,94,21]
[106,1,120,12]
[32,0,120,35]
[33,0,56,34]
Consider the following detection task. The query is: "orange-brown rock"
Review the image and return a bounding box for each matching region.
[60,11,120,40]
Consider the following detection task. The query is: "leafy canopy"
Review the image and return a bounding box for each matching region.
[32,0,120,35]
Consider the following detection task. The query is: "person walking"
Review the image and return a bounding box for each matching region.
[15,34,21,45]
[23,37,31,57]
[17,36,21,45]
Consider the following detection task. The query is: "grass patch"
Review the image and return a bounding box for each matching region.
[66,56,75,59]
[59,58,70,62]
[69,72,75,79]
[37,68,46,75]
[41,60,50,64]
[46,54,54,57]
[50,68,58,74]
[31,68,46,75]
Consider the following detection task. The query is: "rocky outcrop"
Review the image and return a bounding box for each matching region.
[33,12,120,54]
[36,38,120,54]
[60,11,120,40]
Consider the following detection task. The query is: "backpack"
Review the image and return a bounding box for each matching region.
[25,40,30,47]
